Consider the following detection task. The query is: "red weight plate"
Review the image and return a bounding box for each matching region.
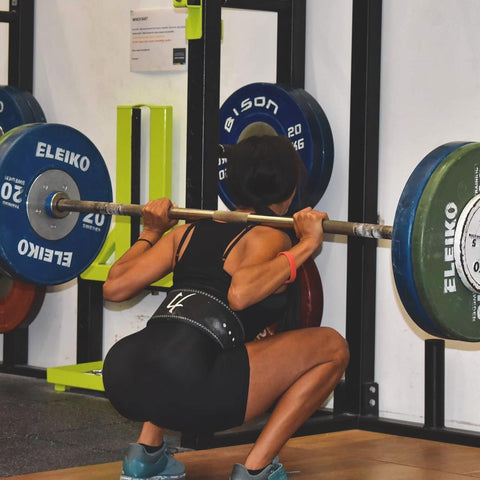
[255,257,323,340]
[0,275,46,333]
[298,256,323,328]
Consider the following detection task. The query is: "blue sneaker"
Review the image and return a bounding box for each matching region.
[230,457,289,480]
[120,442,186,480]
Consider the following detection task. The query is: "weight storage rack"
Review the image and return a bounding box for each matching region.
[0,0,40,377]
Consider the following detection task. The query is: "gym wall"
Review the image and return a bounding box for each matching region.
[1,0,480,434]
[377,0,480,430]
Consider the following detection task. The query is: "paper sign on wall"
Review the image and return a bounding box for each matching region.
[130,8,187,72]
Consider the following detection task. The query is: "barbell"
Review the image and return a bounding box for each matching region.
[49,194,393,239]
[1,122,480,342]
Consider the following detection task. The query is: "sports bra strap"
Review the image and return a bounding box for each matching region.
[222,224,255,262]
[175,222,196,264]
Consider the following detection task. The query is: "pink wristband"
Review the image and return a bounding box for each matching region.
[277,251,297,284]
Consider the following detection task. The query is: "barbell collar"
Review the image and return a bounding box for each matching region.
[52,197,393,239]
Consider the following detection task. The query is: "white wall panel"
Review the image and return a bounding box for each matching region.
[377,0,480,430]
[305,0,352,340]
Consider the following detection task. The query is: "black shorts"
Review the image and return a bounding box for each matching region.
[102,319,250,433]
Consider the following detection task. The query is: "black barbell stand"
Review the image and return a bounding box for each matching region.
[1,0,38,377]
[343,0,383,417]
[424,339,445,429]
[185,0,222,211]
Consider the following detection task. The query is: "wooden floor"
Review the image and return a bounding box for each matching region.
[7,430,480,480]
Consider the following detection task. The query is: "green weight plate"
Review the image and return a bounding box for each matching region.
[412,142,480,341]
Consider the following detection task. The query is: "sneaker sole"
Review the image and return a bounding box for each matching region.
[120,474,186,480]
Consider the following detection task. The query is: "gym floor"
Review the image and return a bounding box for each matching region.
[5,425,480,480]
[0,373,181,478]
[4,373,480,479]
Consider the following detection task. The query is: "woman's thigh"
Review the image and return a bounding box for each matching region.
[244,326,348,422]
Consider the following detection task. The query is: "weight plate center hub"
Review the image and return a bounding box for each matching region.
[27,169,80,240]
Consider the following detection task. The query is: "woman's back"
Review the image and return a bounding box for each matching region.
[173,219,253,300]
[172,219,291,340]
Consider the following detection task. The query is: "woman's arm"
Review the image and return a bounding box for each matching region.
[227,208,327,310]
[103,198,182,302]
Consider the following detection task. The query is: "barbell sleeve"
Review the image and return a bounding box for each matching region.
[53,196,144,217]
[53,197,393,239]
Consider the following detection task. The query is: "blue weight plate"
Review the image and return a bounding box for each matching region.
[294,90,333,208]
[218,83,331,211]
[0,86,46,132]
[277,88,323,212]
[19,89,47,123]
[7,87,37,124]
[284,87,333,210]
[0,123,112,285]
[0,86,34,133]
[392,141,471,338]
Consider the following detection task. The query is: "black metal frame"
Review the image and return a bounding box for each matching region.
[0,0,40,378]
[181,0,480,451]
[5,0,34,91]
[185,0,223,210]
[184,0,306,212]
[344,0,383,418]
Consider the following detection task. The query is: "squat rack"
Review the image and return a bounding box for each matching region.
[1,0,479,451]
[179,0,480,450]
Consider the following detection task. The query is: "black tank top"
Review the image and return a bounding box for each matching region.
[173,219,289,341]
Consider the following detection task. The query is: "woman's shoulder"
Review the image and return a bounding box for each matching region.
[167,222,195,247]
[247,225,292,249]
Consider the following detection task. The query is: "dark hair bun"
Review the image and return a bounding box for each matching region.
[226,135,305,211]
